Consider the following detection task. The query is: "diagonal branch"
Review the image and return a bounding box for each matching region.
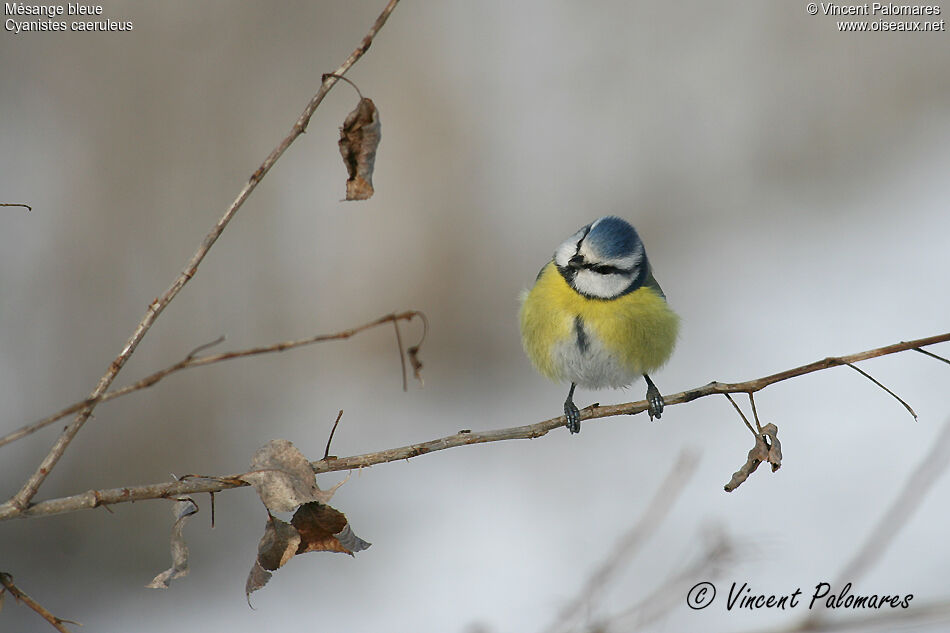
[0,572,79,633]
[741,417,950,633]
[2,332,947,522]
[0,311,424,449]
[844,362,917,420]
[3,0,402,512]
[542,450,699,633]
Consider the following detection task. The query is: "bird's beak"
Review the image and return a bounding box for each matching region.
[568,254,585,269]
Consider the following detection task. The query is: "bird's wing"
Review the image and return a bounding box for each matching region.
[642,266,667,300]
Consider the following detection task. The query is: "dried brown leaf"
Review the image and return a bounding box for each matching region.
[763,423,782,472]
[338,97,381,200]
[292,501,371,556]
[146,498,199,589]
[724,423,782,492]
[245,516,301,598]
[242,439,334,513]
[408,345,424,385]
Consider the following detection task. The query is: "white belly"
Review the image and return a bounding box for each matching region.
[550,317,640,389]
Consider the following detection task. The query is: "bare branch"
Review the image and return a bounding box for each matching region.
[744,417,950,633]
[1,477,247,520]
[324,410,346,460]
[834,417,950,584]
[749,392,763,433]
[587,331,950,421]
[0,572,79,632]
[913,346,950,366]
[723,393,757,437]
[0,203,32,212]
[844,362,916,420]
[1,332,946,521]
[392,315,408,392]
[750,598,950,633]
[542,450,699,633]
[0,311,424,449]
[3,0,402,513]
[598,530,736,632]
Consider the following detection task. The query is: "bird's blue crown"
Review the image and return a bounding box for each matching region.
[585,216,642,259]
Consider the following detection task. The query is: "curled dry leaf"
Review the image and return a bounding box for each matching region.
[245,502,370,600]
[724,423,782,492]
[763,423,782,472]
[408,344,424,386]
[292,501,371,556]
[146,498,199,589]
[245,516,301,599]
[338,97,381,200]
[242,439,336,513]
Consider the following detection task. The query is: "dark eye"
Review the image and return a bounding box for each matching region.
[590,264,623,275]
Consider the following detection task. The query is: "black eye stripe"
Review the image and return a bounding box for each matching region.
[572,262,631,276]
[588,264,627,275]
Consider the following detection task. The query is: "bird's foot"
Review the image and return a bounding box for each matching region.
[564,399,581,434]
[644,374,664,421]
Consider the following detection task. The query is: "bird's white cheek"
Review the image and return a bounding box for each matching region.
[572,270,630,299]
[554,239,579,268]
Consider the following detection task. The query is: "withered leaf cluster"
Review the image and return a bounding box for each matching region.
[243,440,370,598]
[724,423,783,492]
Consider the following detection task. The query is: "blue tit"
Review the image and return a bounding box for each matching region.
[519,216,679,434]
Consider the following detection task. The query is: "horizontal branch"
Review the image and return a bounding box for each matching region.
[1,332,946,521]
[0,311,425,449]
[314,331,950,473]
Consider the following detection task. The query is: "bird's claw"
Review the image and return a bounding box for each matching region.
[564,400,581,434]
[646,384,664,421]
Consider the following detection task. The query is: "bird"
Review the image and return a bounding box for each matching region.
[519,216,679,434]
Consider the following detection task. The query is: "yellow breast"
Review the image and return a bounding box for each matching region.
[519,262,679,386]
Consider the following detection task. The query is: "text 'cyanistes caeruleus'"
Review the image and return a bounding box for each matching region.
[519,216,679,433]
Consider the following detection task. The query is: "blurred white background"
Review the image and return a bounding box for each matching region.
[2,1,949,632]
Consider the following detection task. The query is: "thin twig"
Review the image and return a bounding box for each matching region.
[746,418,950,633]
[393,316,408,392]
[0,572,79,632]
[322,73,364,100]
[0,311,423,449]
[1,203,32,211]
[748,598,950,633]
[602,530,736,632]
[4,0,402,513]
[543,451,699,633]
[748,392,763,434]
[845,362,917,420]
[834,417,950,584]
[324,410,345,460]
[1,332,947,521]
[913,346,950,366]
[724,393,757,437]
[186,335,226,360]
